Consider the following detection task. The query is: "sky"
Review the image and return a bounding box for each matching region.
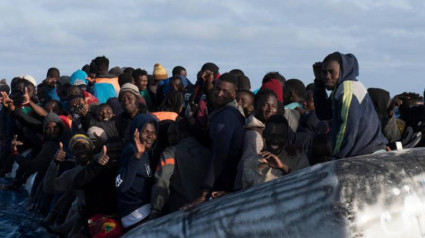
[0,0,424,96]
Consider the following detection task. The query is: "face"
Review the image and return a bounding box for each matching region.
[119,92,139,115]
[67,86,83,97]
[45,121,62,140]
[257,95,278,122]
[97,105,114,122]
[323,60,340,90]
[69,97,87,114]
[237,92,254,116]
[303,90,315,112]
[140,122,157,149]
[46,76,58,88]
[45,101,61,114]
[214,80,237,106]
[264,122,287,155]
[135,75,148,91]
[72,142,92,164]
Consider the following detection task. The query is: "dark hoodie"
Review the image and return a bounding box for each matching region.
[314,52,388,159]
[115,113,159,217]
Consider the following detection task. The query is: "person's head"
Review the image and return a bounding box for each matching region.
[43,112,65,141]
[69,134,95,164]
[0,81,10,104]
[263,115,289,155]
[229,69,245,78]
[46,67,60,88]
[96,103,115,122]
[170,75,183,92]
[91,56,110,76]
[109,66,123,77]
[303,90,315,112]
[118,83,141,117]
[132,69,148,91]
[237,90,255,117]
[159,90,185,113]
[172,66,187,77]
[118,73,135,87]
[283,79,306,105]
[322,52,342,90]
[67,85,84,99]
[262,72,286,85]
[69,70,89,86]
[87,126,107,151]
[167,118,191,146]
[45,100,63,115]
[123,67,135,75]
[254,89,280,123]
[68,95,87,115]
[214,73,238,107]
[238,75,251,91]
[201,62,220,80]
[130,114,159,151]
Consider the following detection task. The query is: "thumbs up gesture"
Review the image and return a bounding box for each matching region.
[54,142,66,163]
[11,135,23,153]
[97,145,109,166]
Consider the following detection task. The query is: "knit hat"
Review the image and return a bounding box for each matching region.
[119,83,141,99]
[153,63,168,81]
[70,70,89,86]
[69,134,95,152]
[261,79,283,104]
[20,75,37,87]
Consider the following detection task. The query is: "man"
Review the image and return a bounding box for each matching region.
[283,79,306,110]
[236,90,255,117]
[184,73,245,208]
[88,56,120,103]
[313,52,387,159]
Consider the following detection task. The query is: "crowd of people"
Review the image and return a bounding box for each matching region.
[0,52,424,237]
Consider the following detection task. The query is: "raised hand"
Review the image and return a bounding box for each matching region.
[97,145,110,166]
[133,128,146,159]
[1,91,15,111]
[11,135,23,153]
[22,87,30,104]
[259,151,290,173]
[54,142,66,163]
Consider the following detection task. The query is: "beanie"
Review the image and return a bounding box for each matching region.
[70,70,89,86]
[119,83,141,99]
[20,75,37,87]
[69,134,95,152]
[87,126,107,142]
[261,79,283,104]
[153,63,168,81]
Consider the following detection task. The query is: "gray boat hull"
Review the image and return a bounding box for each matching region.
[124,148,425,238]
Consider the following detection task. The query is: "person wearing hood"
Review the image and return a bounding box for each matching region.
[367,88,402,144]
[313,52,388,159]
[241,115,309,188]
[115,113,159,229]
[183,73,245,209]
[1,112,67,191]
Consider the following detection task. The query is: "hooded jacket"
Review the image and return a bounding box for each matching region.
[314,52,388,159]
[115,113,159,217]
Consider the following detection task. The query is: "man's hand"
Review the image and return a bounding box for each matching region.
[11,135,23,153]
[46,76,57,88]
[202,70,215,90]
[1,91,15,111]
[259,151,290,173]
[312,62,323,82]
[97,145,109,166]
[54,142,66,163]
[133,128,146,159]
[180,190,210,210]
[22,87,30,104]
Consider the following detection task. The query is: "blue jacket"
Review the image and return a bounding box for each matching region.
[115,113,159,217]
[314,52,387,159]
